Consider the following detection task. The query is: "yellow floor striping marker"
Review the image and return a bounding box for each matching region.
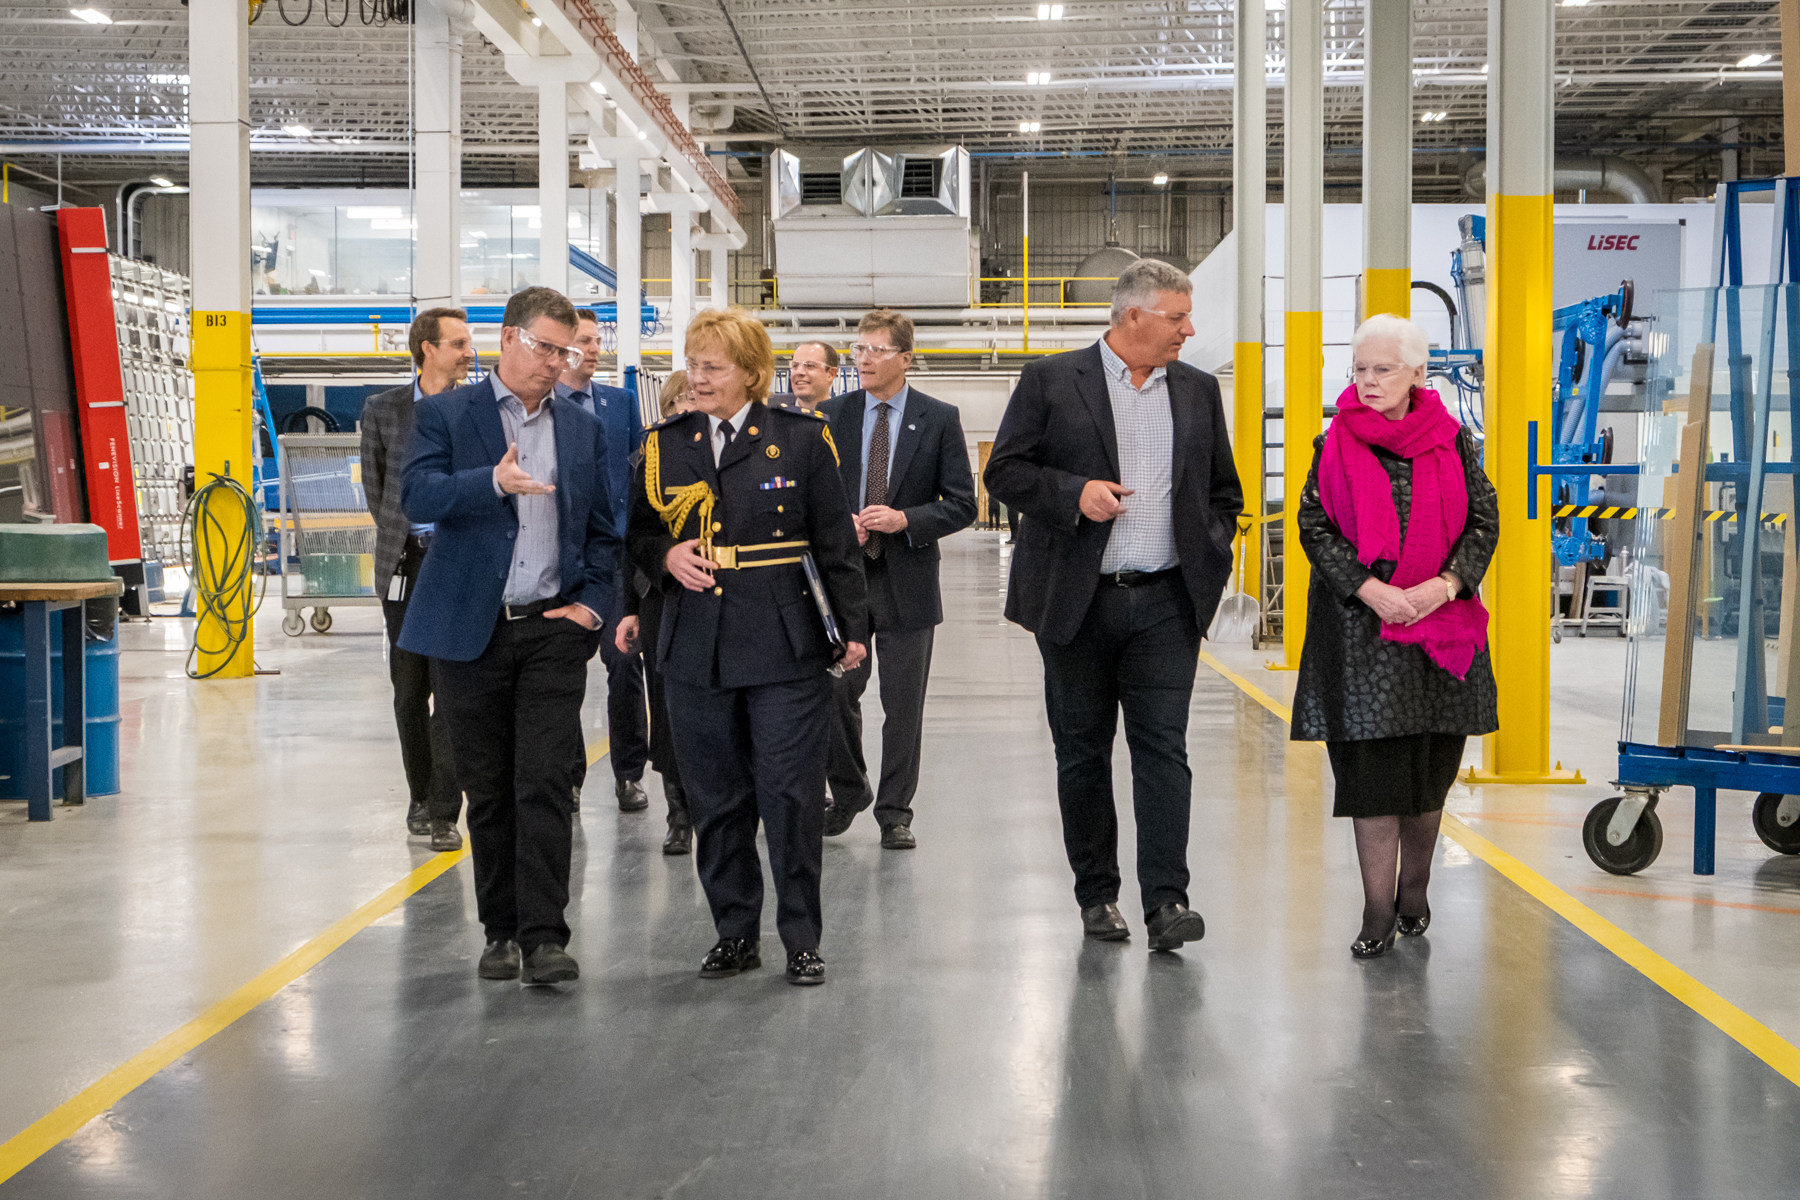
[1196,651,1800,1088]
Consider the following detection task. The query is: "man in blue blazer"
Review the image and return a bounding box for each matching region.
[400,287,620,987]
[556,308,651,816]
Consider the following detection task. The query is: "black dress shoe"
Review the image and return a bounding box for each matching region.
[616,778,650,812]
[429,821,463,852]
[406,801,431,837]
[663,813,693,855]
[1081,902,1130,941]
[521,943,580,985]
[699,937,761,978]
[570,785,581,813]
[1396,909,1431,938]
[823,800,859,837]
[786,948,826,986]
[478,939,521,980]
[1145,902,1206,951]
[880,824,917,850]
[1351,919,1399,959]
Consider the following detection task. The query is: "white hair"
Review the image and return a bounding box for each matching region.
[1110,258,1193,325]
[1350,313,1430,369]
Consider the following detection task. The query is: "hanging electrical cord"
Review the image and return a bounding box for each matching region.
[180,472,267,680]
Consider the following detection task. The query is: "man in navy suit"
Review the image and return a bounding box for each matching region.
[556,308,650,815]
[400,287,620,987]
[820,311,977,849]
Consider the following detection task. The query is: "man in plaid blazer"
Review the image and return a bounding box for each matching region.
[360,307,475,851]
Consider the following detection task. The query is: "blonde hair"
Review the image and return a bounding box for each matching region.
[1351,313,1430,369]
[658,370,690,419]
[685,308,775,402]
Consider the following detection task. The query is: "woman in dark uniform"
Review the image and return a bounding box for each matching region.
[628,309,868,986]
[1292,313,1499,960]
[616,371,695,854]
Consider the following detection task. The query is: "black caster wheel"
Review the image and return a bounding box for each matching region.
[282,611,304,637]
[309,607,333,633]
[1552,624,1563,644]
[1582,795,1664,875]
[1752,793,1800,855]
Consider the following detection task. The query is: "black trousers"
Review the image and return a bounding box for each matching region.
[667,673,832,952]
[381,548,460,825]
[598,619,649,783]
[1036,575,1201,917]
[638,591,684,794]
[827,557,935,829]
[435,613,597,950]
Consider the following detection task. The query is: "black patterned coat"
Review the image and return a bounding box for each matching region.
[1290,428,1500,743]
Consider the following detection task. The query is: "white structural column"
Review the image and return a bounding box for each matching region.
[1477,0,1563,782]
[1361,0,1411,318]
[1281,0,1324,669]
[668,96,694,360]
[539,84,570,294]
[188,0,254,678]
[1231,0,1266,598]
[697,230,731,311]
[414,0,466,305]
[616,152,644,384]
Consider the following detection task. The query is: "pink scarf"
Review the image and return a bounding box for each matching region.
[1317,382,1488,680]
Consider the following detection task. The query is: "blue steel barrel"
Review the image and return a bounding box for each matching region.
[0,600,122,798]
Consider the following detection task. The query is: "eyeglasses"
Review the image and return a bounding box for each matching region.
[1350,363,1408,381]
[515,327,584,370]
[1133,307,1193,324]
[790,359,832,372]
[851,344,903,361]
[687,361,739,380]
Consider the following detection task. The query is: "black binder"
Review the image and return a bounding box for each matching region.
[800,551,847,669]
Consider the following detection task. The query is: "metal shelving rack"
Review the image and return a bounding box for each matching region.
[276,432,379,635]
[108,256,193,568]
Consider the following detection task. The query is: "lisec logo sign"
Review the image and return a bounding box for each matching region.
[1586,234,1642,251]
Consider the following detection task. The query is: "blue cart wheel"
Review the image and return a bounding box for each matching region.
[1582,796,1664,875]
[1752,793,1800,855]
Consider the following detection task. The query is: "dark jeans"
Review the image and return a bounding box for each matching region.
[667,673,832,952]
[828,557,935,829]
[382,551,460,825]
[1036,575,1200,917]
[598,618,649,784]
[435,613,597,950]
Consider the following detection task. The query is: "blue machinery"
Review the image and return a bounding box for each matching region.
[1582,176,1800,878]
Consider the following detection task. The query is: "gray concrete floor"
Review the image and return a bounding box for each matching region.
[3,534,1800,1197]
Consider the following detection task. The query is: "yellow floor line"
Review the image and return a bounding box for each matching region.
[1197,654,1800,1089]
[0,734,614,1186]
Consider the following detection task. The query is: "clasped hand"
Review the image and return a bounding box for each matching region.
[494,442,555,496]
[1357,575,1459,627]
[853,505,907,545]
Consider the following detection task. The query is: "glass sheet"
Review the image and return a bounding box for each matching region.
[1622,284,1798,748]
[281,438,376,598]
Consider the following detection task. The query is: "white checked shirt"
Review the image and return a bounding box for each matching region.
[1096,335,1178,574]
[489,373,562,605]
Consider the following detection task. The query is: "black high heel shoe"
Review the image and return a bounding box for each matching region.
[1396,909,1431,937]
[1351,918,1399,960]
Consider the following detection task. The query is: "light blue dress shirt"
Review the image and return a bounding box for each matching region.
[488,373,563,605]
[859,384,908,508]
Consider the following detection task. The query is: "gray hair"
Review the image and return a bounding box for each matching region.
[1110,258,1193,325]
[1350,313,1430,369]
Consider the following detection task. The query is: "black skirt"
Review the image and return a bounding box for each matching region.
[1326,733,1466,818]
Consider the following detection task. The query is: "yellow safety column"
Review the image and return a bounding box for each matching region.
[188,0,255,679]
[1475,0,1573,782]
[1281,0,1324,669]
[1233,0,1266,570]
[1361,0,1411,319]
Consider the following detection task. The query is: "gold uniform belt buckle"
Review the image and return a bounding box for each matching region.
[705,543,738,570]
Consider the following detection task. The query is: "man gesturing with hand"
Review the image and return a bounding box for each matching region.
[985,259,1242,952]
[400,287,619,988]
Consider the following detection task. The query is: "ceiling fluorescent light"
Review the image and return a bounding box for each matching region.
[1153,173,1169,186]
[1738,53,1773,68]
[347,206,405,219]
[1037,4,1063,17]
[531,15,541,24]
[282,124,312,138]
[70,7,112,23]
[1019,121,1040,133]
[1560,0,1588,6]
[150,176,173,188]
[1027,71,1050,85]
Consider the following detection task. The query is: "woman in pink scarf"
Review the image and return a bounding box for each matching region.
[1291,314,1498,960]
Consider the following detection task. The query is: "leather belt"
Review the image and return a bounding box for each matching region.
[500,596,567,621]
[405,532,432,554]
[703,540,809,570]
[1103,567,1180,588]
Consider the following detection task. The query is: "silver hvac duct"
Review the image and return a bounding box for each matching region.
[1462,156,1661,204]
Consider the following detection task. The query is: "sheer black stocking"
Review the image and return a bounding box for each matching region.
[1397,808,1442,919]
[1351,816,1400,944]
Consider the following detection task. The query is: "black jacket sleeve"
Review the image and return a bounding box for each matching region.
[1444,428,1499,596]
[360,396,388,520]
[903,405,978,547]
[627,430,677,588]
[1297,436,1374,602]
[984,362,1093,533]
[1206,377,1246,531]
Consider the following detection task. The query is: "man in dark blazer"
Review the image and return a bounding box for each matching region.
[359,306,473,851]
[400,287,620,988]
[820,310,977,848]
[985,259,1242,952]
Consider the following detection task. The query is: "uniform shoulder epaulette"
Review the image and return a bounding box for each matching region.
[768,404,827,420]
[646,409,701,432]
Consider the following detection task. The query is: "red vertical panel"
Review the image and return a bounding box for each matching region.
[57,207,142,564]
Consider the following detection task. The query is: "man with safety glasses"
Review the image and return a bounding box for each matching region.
[400,286,621,988]
[781,341,841,411]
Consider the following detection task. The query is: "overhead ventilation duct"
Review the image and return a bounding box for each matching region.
[1462,156,1661,204]
[773,146,968,219]
[875,147,968,217]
